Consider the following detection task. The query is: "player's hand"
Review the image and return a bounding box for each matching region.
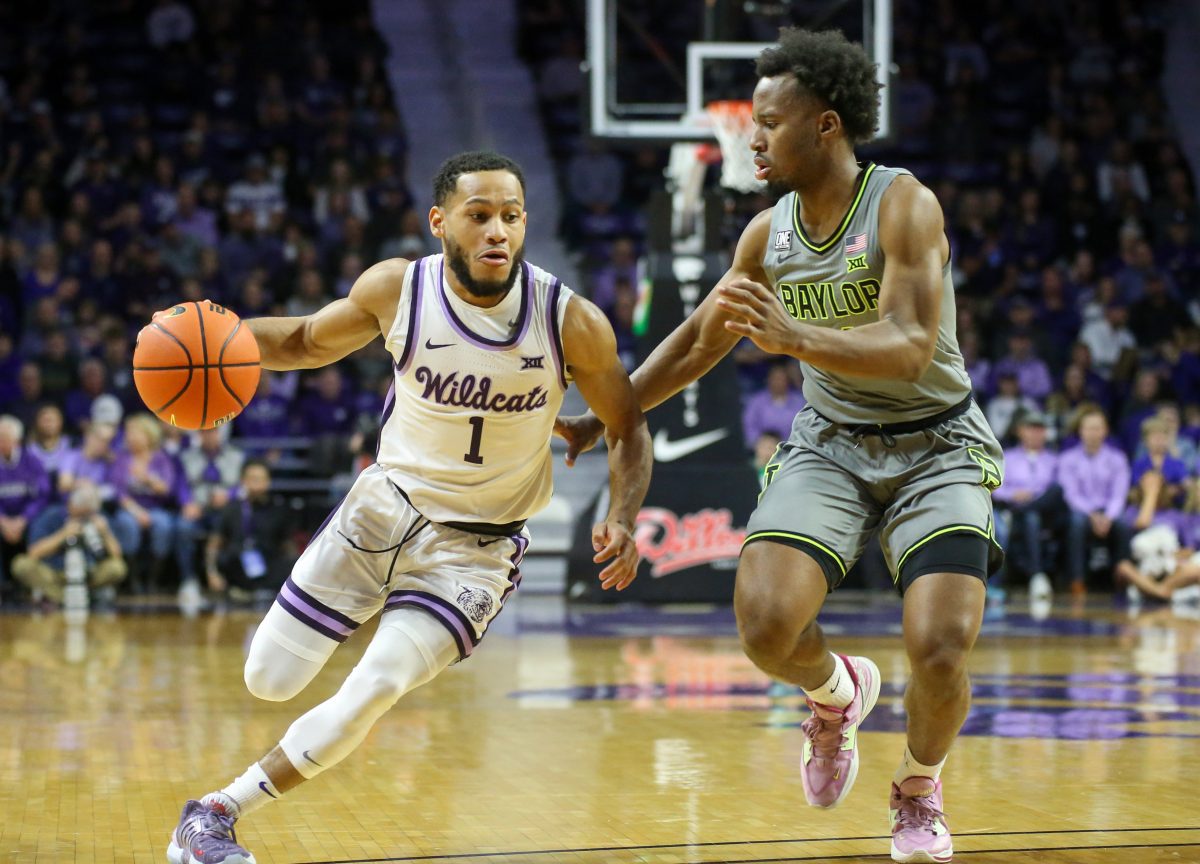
[592,519,640,591]
[716,279,801,356]
[554,411,605,467]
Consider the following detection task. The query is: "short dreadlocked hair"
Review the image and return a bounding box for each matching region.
[433,150,527,206]
[755,28,882,145]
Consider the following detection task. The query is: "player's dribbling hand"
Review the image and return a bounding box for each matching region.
[592,520,640,591]
[716,279,801,356]
[554,411,605,467]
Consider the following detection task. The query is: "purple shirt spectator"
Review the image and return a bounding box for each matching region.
[234,393,293,439]
[298,390,358,436]
[1056,443,1130,521]
[993,447,1057,503]
[992,355,1053,402]
[0,447,51,521]
[60,448,121,503]
[113,449,193,509]
[743,389,807,445]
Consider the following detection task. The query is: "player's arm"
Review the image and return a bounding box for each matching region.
[632,209,773,410]
[718,176,944,382]
[245,259,408,371]
[562,296,652,590]
[553,210,772,463]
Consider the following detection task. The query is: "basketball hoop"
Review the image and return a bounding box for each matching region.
[706,100,762,193]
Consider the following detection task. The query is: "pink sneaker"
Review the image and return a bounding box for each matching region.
[799,654,881,808]
[889,777,953,863]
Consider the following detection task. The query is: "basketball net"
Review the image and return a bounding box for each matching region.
[706,100,762,193]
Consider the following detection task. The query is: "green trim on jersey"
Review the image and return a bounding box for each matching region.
[742,530,847,577]
[791,162,877,253]
[893,523,994,582]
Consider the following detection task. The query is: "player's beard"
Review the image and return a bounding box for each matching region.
[444,235,525,299]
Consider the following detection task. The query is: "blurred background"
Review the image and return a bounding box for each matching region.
[0,0,1197,614]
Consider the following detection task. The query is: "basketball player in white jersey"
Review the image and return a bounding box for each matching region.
[166,151,651,864]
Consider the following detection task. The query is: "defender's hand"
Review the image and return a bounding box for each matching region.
[554,411,605,467]
[716,279,801,356]
[592,520,640,591]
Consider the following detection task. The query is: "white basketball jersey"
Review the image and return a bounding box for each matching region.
[376,254,573,524]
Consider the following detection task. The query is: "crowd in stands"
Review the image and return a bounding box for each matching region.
[2,0,1199,605]
[0,0,408,604]
[517,0,1200,601]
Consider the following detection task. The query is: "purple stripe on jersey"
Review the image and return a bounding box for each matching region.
[397,257,425,374]
[546,278,567,389]
[385,590,474,658]
[436,260,532,350]
[500,534,530,602]
[282,576,359,633]
[276,594,349,643]
[311,498,345,544]
[376,381,396,458]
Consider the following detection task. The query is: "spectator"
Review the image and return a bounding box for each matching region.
[985,370,1036,441]
[11,363,46,430]
[26,405,71,491]
[992,329,1053,402]
[1117,524,1200,605]
[1126,414,1190,535]
[1129,272,1186,347]
[992,410,1062,600]
[113,414,200,596]
[179,427,245,518]
[11,480,126,602]
[1078,300,1137,380]
[58,421,139,555]
[752,429,782,482]
[233,371,293,447]
[1057,406,1132,595]
[63,357,113,433]
[146,0,195,48]
[743,362,806,448]
[204,459,296,600]
[298,368,357,437]
[225,154,285,233]
[173,183,219,250]
[0,415,51,597]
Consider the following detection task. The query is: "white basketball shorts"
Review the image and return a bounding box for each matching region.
[277,463,530,660]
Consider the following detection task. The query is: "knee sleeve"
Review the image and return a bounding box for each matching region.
[244,601,339,702]
[278,608,458,778]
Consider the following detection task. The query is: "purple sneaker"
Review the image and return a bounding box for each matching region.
[889,777,953,863]
[167,799,257,864]
[799,654,881,808]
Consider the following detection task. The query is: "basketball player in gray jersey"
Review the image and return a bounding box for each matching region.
[559,29,1002,863]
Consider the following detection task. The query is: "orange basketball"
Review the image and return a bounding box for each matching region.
[133,301,261,430]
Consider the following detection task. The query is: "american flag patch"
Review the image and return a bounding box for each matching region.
[844,233,868,254]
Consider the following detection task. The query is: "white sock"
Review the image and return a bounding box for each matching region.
[802,653,855,708]
[895,746,947,787]
[202,762,282,819]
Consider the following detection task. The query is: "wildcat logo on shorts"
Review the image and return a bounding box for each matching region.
[456,587,494,624]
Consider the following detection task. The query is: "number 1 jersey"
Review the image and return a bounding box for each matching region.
[377,254,573,524]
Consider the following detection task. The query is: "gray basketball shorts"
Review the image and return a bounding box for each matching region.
[745,403,1005,593]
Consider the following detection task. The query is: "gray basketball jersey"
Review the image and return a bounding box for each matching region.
[762,163,971,425]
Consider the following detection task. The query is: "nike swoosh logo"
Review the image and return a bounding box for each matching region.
[425,339,454,350]
[652,428,729,462]
[477,537,504,547]
[302,750,323,767]
[258,781,277,799]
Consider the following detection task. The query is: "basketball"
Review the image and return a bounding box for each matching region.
[133,301,260,430]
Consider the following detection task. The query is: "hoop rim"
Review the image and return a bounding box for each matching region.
[705,99,753,118]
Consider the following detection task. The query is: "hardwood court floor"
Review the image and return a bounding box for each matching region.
[2,594,1199,863]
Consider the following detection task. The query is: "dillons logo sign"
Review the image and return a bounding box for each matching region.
[634,507,747,577]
